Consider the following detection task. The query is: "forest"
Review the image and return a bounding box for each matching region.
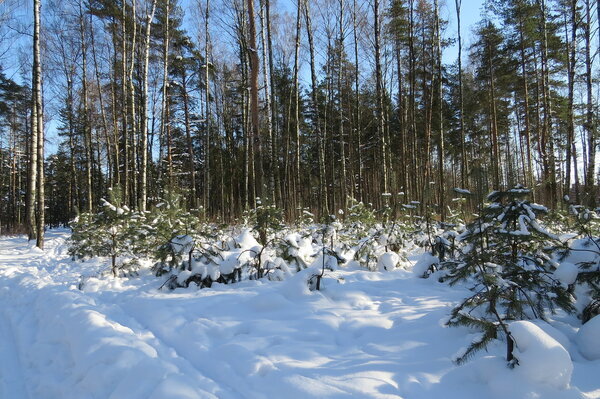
[0,0,599,246]
[3,2,600,396]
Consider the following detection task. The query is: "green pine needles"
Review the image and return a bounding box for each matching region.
[569,204,600,323]
[69,186,145,277]
[441,186,575,365]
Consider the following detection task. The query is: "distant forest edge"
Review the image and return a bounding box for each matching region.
[0,0,599,246]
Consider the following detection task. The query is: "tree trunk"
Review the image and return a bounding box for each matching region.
[265,0,280,207]
[160,0,172,190]
[121,0,130,201]
[182,69,197,208]
[336,0,347,211]
[539,0,557,208]
[353,0,363,202]
[139,0,157,211]
[90,14,115,190]
[434,0,445,220]
[584,0,596,206]
[259,0,274,204]
[128,0,138,207]
[204,0,211,212]
[374,0,388,202]
[33,0,44,249]
[518,15,534,196]
[66,73,79,213]
[565,0,577,202]
[293,0,302,214]
[304,0,327,216]
[455,0,466,189]
[79,1,94,213]
[246,0,262,204]
[27,0,41,243]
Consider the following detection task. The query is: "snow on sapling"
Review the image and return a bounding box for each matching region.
[544,209,572,237]
[310,246,344,290]
[344,197,378,239]
[223,220,291,283]
[568,204,600,323]
[277,231,313,271]
[442,186,575,365]
[146,194,245,289]
[160,226,248,290]
[352,222,407,271]
[169,250,244,290]
[451,187,472,224]
[235,239,288,282]
[371,195,409,270]
[69,187,145,277]
[416,224,461,278]
[576,314,600,360]
[295,207,315,227]
[399,200,420,231]
[409,202,448,277]
[340,198,385,270]
[353,229,383,271]
[147,191,203,275]
[309,225,346,290]
[243,199,285,245]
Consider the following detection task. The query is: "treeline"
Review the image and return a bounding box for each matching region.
[1,0,600,243]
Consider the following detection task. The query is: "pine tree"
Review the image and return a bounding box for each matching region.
[69,187,145,277]
[569,205,600,323]
[144,190,203,275]
[442,186,574,364]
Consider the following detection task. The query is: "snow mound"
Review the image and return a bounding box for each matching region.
[171,235,194,255]
[28,290,219,399]
[509,320,573,389]
[530,320,573,355]
[412,253,439,277]
[553,262,578,287]
[236,228,260,250]
[217,254,240,275]
[576,315,600,360]
[377,252,399,271]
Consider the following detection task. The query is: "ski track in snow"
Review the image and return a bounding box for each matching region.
[0,306,28,398]
[0,229,598,399]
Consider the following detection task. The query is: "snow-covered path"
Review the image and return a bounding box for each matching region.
[0,238,32,399]
[0,230,597,399]
[0,231,223,399]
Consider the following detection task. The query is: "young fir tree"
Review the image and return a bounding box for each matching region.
[342,198,381,270]
[146,190,203,275]
[442,186,575,364]
[69,187,145,277]
[243,198,285,246]
[569,205,600,323]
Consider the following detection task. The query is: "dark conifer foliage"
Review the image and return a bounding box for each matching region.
[1,0,600,236]
[441,187,575,364]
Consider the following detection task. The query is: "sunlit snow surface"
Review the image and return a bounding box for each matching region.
[0,230,598,399]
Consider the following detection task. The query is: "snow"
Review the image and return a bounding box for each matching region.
[171,235,194,255]
[216,255,239,275]
[577,315,600,361]
[412,252,439,277]
[236,228,261,251]
[553,262,579,287]
[101,198,117,212]
[377,252,399,271]
[453,188,472,195]
[0,230,598,399]
[507,187,531,195]
[508,320,573,389]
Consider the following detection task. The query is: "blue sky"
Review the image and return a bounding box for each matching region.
[1,0,486,155]
[443,0,485,63]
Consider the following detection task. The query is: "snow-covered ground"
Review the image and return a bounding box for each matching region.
[0,229,598,399]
